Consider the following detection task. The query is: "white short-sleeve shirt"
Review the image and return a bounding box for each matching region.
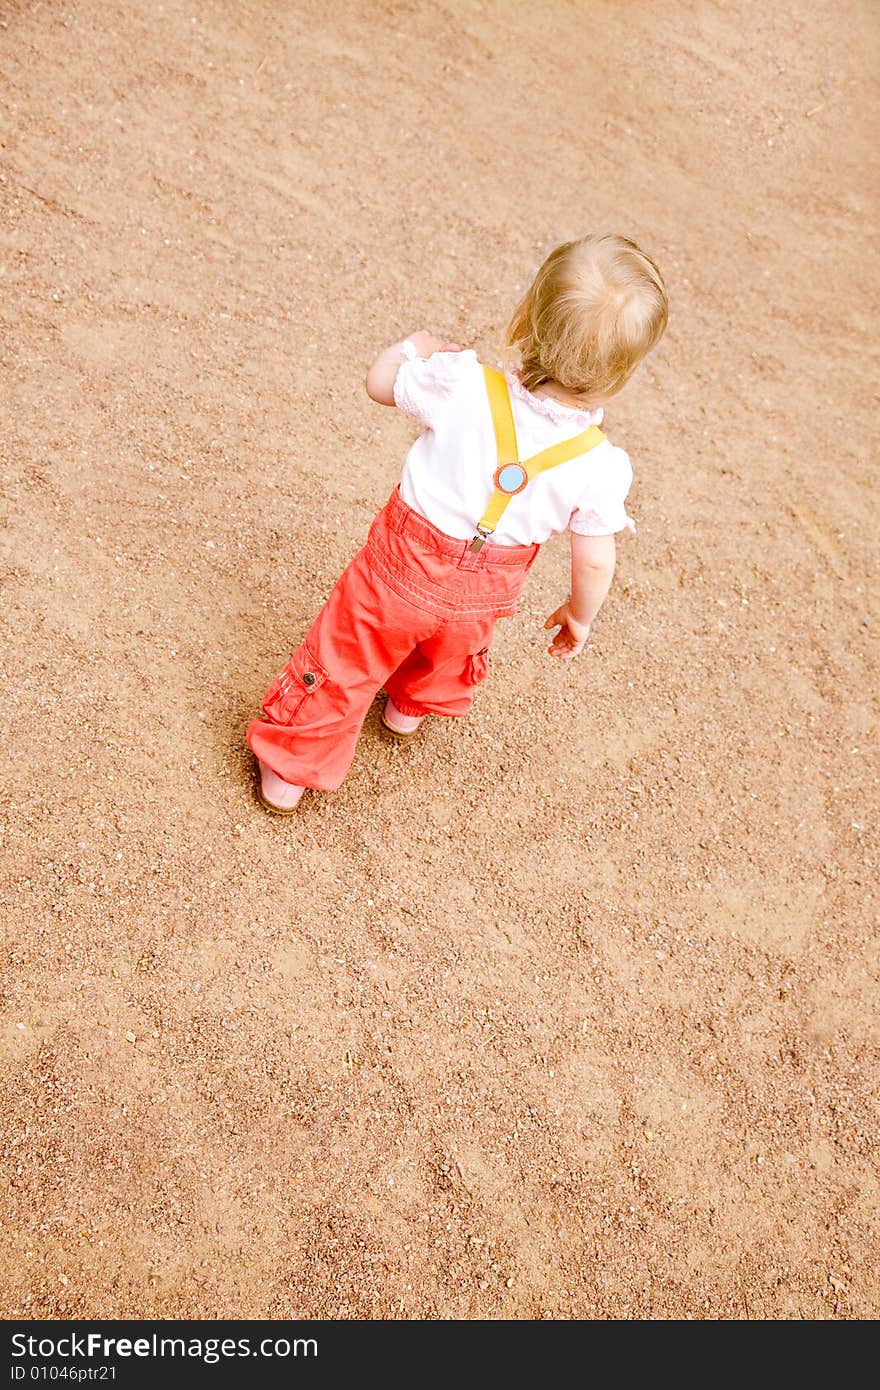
[393,342,635,547]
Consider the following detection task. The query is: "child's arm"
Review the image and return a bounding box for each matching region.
[544,532,616,659]
[365,330,461,405]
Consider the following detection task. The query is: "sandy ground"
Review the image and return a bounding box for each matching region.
[1,0,878,1320]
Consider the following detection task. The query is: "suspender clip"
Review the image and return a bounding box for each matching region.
[470,526,491,553]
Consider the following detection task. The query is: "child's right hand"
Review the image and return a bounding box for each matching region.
[366,332,462,406]
[543,602,591,659]
[408,329,462,357]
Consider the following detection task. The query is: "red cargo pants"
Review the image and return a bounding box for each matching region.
[246,486,540,790]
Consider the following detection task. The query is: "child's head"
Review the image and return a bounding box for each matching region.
[505,233,668,403]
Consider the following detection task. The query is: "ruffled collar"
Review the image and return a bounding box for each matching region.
[503,367,604,427]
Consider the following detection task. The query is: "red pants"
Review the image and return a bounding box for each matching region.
[246,486,540,790]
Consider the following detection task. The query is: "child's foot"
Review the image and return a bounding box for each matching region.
[381,697,426,737]
[256,759,306,814]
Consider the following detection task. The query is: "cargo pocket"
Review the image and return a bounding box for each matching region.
[466,646,491,686]
[261,643,328,725]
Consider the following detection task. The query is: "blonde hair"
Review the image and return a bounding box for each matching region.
[505,233,668,401]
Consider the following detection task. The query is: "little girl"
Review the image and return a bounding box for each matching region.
[247,233,668,812]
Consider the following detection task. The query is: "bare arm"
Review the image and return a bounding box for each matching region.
[544,532,617,659]
[364,329,462,405]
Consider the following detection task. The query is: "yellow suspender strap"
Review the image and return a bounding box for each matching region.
[478,482,520,535]
[476,366,606,541]
[482,363,519,467]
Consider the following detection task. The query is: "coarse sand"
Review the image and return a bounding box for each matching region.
[1,0,878,1319]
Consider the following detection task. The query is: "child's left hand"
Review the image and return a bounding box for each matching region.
[543,602,591,659]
